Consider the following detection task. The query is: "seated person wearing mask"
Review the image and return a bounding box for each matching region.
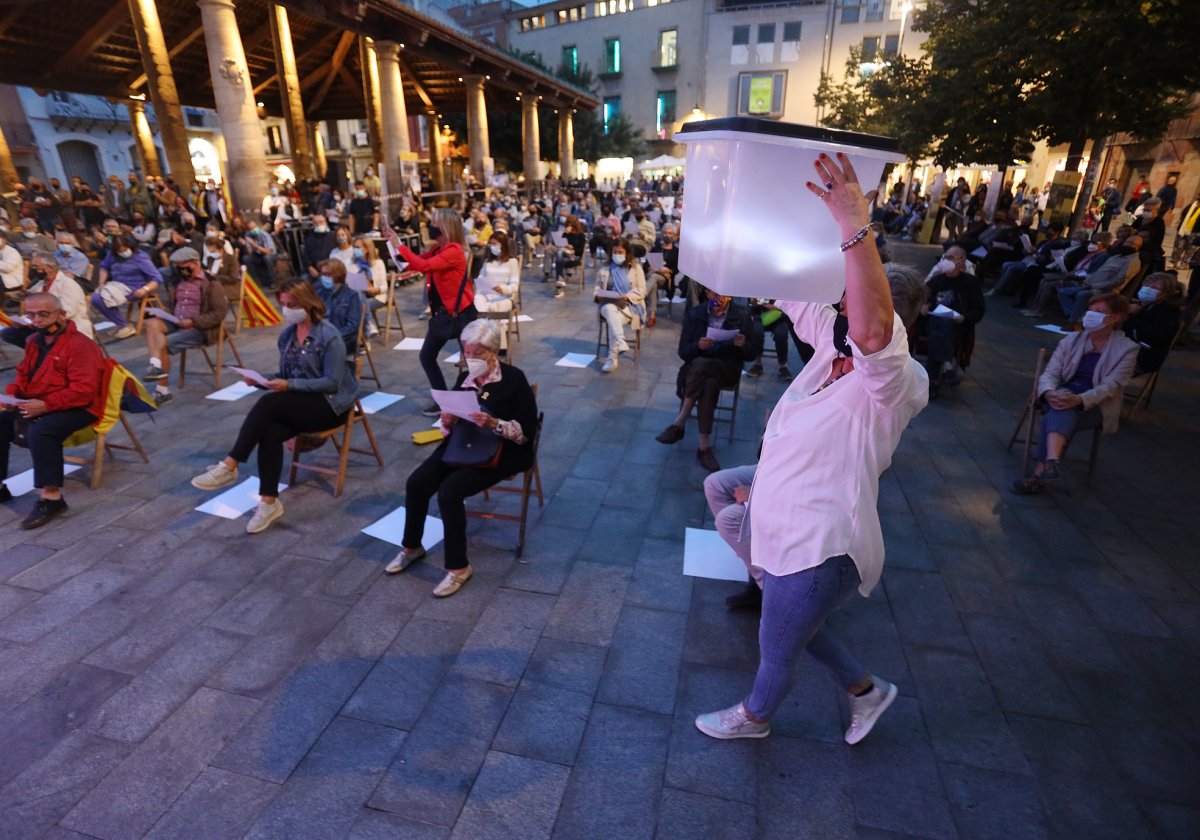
[91,233,160,340]
[1122,272,1183,374]
[0,229,25,298]
[14,218,54,259]
[1021,231,1115,318]
[386,320,538,598]
[141,247,230,406]
[1012,292,1137,495]
[474,233,520,356]
[746,299,813,381]
[594,239,647,374]
[552,217,587,299]
[920,246,985,396]
[1,252,93,347]
[987,221,1068,302]
[202,235,241,304]
[189,279,357,534]
[314,259,363,354]
[1059,234,1142,328]
[0,292,104,529]
[239,217,278,289]
[656,288,762,473]
[301,214,336,279]
[53,232,91,282]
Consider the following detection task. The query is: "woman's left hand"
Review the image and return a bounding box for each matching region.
[265,379,288,392]
[468,412,498,430]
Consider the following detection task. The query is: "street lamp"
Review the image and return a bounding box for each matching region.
[897,0,914,57]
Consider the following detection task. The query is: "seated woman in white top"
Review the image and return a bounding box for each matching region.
[329,227,355,271]
[473,232,520,355]
[356,236,389,337]
[594,238,646,373]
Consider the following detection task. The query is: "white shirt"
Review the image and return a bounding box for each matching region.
[0,243,23,290]
[34,271,93,338]
[476,258,519,302]
[749,302,928,596]
[329,245,355,271]
[132,222,156,244]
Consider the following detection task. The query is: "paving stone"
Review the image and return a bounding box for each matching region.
[759,736,857,840]
[1113,634,1200,735]
[142,767,279,840]
[450,588,555,687]
[207,596,349,699]
[450,751,570,840]
[1008,713,1148,839]
[881,569,973,654]
[535,476,608,531]
[826,595,914,694]
[625,536,692,614]
[87,625,246,743]
[411,563,505,627]
[930,544,1022,617]
[1093,723,1200,805]
[655,788,758,840]
[1063,566,1174,639]
[521,637,608,697]
[204,554,330,636]
[552,704,671,840]
[542,561,629,646]
[243,716,405,840]
[664,664,759,804]
[847,696,956,839]
[576,505,651,566]
[6,527,138,593]
[762,654,847,744]
[682,578,760,672]
[493,681,592,766]
[0,564,138,644]
[939,763,1050,840]
[1145,801,1200,840]
[60,687,260,840]
[0,661,129,788]
[343,618,471,731]
[211,651,372,784]
[962,614,1085,722]
[369,675,514,826]
[597,604,686,715]
[317,570,423,660]
[502,526,588,595]
[348,811,452,840]
[0,543,57,584]
[1011,583,1133,674]
[0,583,40,622]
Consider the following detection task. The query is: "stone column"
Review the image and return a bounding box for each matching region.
[558,110,574,181]
[310,121,327,180]
[464,74,489,182]
[426,113,445,193]
[127,99,162,178]
[0,124,19,195]
[269,4,312,180]
[198,0,269,215]
[359,37,385,168]
[374,41,410,199]
[521,97,540,187]
[127,0,195,185]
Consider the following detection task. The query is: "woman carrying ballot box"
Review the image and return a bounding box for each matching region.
[189,279,358,535]
[387,320,537,598]
[593,238,646,374]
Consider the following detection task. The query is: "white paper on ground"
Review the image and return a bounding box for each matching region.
[931,304,961,320]
[206,381,259,401]
[145,307,179,324]
[226,366,270,386]
[94,321,116,331]
[195,477,287,519]
[362,507,444,549]
[444,351,461,364]
[5,465,81,497]
[394,337,424,350]
[683,528,750,582]
[706,327,742,342]
[516,314,533,322]
[669,296,687,304]
[556,352,595,369]
[359,391,404,414]
[1035,324,1072,335]
[431,389,480,421]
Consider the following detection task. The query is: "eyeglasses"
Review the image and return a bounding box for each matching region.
[25,310,58,319]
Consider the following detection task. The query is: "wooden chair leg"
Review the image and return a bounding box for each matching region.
[121,415,150,463]
[90,432,106,490]
[288,443,301,487]
[228,336,243,366]
[213,337,224,389]
[359,412,384,465]
[516,470,533,558]
[1086,427,1102,485]
[334,421,353,497]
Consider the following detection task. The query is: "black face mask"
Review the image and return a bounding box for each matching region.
[428,225,443,240]
[833,313,853,357]
[36,320,64,338]
[182,222,194,231]
[1119,245,1138,256]
[27,268,45,284]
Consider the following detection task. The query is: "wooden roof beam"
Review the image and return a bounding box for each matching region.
[49,0,128,77]
[126,22,205,90]
[393,51,434,112]
[307,30,356,114]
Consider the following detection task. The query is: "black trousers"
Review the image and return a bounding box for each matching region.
[228,391,345,497]
[419,307,475,393]
[403,447,511,570]
[0,407,96,489]
[683,358,740,435]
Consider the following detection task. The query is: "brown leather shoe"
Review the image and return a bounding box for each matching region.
[655,424,684,444]
[697,447,721,472]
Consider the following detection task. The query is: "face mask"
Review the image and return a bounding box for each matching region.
[1119,245,1137,256]
[314,225,328,234]
[1081,310,1108,331]
[355,190,367,198]
[117,249,133,259]
[488,244,502,256]
[935,258,957,275]
[1087,243,1099,252]
[319,276,334,290]
[269,187,279,196]
[352,247,364,259]
[428,225,443,240]
[23,231,36,239]
[36,320,64,338]
[27,268,45,284]
[466,358,489,379]
[57,243,72,254]
[336,238,348,246]
[611,254,624,266]
[282,305,307,325]
[1137,287,1159,304]
[182,222,194,231]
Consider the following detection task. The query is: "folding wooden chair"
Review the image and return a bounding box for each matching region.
[61,362,152,489]
[287,399,384,497]
[466,408,544,558]
[1007,348,1101,484]
[125,290,165,335]
[596,311,642,361]
[373,272,406,344]
[1122,322,1186,420]
[178,321,244,390]
[356,310,382,388]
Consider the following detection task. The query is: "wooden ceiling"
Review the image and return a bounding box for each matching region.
[0,0,596,120]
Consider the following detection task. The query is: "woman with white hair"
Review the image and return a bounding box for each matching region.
[386,319,538,597]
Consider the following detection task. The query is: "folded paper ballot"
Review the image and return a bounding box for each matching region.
[227,366,271,387]
[431,389,480,422]
[145,307,179,325]
[596,289,623,301]
[931,304,961,320]
[706,327,741,342]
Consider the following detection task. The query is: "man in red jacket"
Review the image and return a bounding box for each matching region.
[1,292,104,529]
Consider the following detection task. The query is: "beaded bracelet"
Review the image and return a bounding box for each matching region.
[839,223,872,253]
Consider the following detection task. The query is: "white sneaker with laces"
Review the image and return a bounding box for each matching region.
[191,461,238,491]
[246,499,284,534]
[111,325,136,340]
[695,702,771,740]
[845,678,898,745]
[601,356,617,373]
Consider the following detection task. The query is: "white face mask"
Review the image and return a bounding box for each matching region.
[488,244,502,256]
[466,357,489,379]
[1087,243,1099,252]
[935,258,957,275]
[1081,310,1108,331]
[282,305,307,326]
[611,254,624,266]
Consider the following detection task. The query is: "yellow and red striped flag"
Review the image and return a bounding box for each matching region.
[0,310,12,327]
[240,271,282,329]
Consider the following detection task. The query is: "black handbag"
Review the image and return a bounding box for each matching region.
[441,419,503,469]
[430,261,477,340]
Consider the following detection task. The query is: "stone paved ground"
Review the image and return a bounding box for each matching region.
[0,243,1197,839]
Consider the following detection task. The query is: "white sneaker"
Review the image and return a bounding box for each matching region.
[385,546,425,574]
[845,678,897,745]
[695,702,771,740]
[246,499,284,534]
[615,340,630,355]
[601,357,617,373]
[191,461,238,491]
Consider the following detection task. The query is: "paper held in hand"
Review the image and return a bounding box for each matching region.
[931,304,961,320]
[596,289,623,301]
[226,366,271,387]
[0,394,29,406]
[550,231,568,248]
[706,327,741,342]
[146,307,180,325]
[431,389,480,422]
[346,272,370,293]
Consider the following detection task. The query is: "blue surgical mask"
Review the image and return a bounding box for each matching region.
[352,247,363,259]
[1136,287,1159,304]
[1081,310,1108,331]
[319,276,334,290]
[57,243,72,254]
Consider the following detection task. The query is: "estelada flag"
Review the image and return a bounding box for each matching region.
[63,359,157,449]
[240,271,282,328]
[0,310,11,328]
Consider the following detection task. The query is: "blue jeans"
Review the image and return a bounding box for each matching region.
[1058,285,1095,323]
[1035,405,1102,461]
[746,554,867,721]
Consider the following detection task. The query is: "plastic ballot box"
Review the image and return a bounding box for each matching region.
[674,117,904,303]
